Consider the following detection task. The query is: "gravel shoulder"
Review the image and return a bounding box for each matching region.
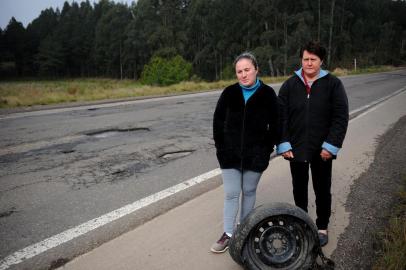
[331,115,406,269]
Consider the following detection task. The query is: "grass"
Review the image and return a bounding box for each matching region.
[0,65,400,109]
[332,65,397,76]
[373,177,406,270]
[0,78,241,108]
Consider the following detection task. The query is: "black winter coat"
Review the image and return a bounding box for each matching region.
[213,81,279,172]
[278,73,349,162]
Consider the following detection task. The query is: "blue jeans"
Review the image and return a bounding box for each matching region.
[222,168,262,235]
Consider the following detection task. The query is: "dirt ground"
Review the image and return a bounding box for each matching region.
[331,115,406,269]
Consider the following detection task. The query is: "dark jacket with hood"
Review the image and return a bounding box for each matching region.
[277,69,349,162]
[213,81,279,172]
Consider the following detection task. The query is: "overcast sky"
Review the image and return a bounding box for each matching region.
[0,0,135,29]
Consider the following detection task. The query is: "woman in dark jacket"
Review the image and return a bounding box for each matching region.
[210,52,279,253]
[277,41,349,247]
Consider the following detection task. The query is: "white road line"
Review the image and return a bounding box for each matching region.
[0,168,221,270]
[349,86,406,117]
[1,86,405,270]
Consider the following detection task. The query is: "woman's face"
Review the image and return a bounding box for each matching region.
[235,58,258,87]
[301,50,322,79]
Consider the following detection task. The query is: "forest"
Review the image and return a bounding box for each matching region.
[0,0,405,82]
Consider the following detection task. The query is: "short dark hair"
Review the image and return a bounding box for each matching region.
[233,52,258,70]
[300,41,327,61]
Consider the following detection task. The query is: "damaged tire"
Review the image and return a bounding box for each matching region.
[229,202,319,270]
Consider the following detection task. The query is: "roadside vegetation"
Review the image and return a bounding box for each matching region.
[2,0,405,82]
[0,66,397,109]
[373,177,406,270]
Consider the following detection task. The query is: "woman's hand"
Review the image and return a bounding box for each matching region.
[282,150,294,159]
[320,149,332,161]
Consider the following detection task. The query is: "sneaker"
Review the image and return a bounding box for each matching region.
[318,231,328,247]
[210,232,230,253]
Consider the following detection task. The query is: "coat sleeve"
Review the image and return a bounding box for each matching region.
[266,88,279,151]
[277,81,290,145]
[213,89,227,150]
[325,78,349,149]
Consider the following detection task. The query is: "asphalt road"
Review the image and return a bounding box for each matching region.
[58,75,406,270]
[0,70,406,270]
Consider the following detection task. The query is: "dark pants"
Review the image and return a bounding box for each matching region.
[289,155,332,230]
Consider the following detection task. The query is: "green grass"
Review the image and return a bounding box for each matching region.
[0,65,399,109]
[373,177,406,270]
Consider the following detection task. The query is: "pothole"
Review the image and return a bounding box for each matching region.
[159,150,194,159]
[0,207,17,218]
[61,149,75,154]
[86,127,150,138]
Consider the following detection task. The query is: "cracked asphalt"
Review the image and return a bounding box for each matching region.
[0,93,220,261]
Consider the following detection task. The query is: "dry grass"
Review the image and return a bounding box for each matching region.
[0,66,399,108]
[333,65,397,76]
[0,78,242,108]
[0,77,288,108]
[373,177,406,270]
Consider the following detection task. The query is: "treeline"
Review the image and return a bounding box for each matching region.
[1,0,405,82]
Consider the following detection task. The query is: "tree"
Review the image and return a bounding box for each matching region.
[35,34,65,76]
[3,17,28,76]
[327,0,336,68]
[1,0,406,79]
[94,3,132,78]
[141,55,191,85]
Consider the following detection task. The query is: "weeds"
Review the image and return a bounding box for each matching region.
[373,177,406,270]
[0,66,399,108]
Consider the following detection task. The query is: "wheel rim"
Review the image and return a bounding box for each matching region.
[246,215,311,268]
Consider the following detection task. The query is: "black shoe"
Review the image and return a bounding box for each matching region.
[318,232,328,247]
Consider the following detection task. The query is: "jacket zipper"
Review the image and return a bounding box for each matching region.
[240,101,247,214]
[304,87,310,162]
[240,103,247,171]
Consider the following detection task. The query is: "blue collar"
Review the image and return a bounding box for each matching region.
[294,68,328,83]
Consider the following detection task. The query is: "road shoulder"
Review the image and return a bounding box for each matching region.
[332,115,406,269]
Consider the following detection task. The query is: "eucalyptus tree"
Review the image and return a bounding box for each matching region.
[123,0,161,79]
[94,3,132,78]
[185,0,247,80]
[35,33,65,76]
[58,1,91,76]
[26,8,59,74]
[245,0,279,76]
[75,0,96,76]
[184,0,216,80]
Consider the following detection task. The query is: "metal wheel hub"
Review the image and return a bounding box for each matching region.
[249,216,305,267]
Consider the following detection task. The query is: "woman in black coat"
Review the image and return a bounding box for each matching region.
[210,52,279,253]
[277,41,349,247]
